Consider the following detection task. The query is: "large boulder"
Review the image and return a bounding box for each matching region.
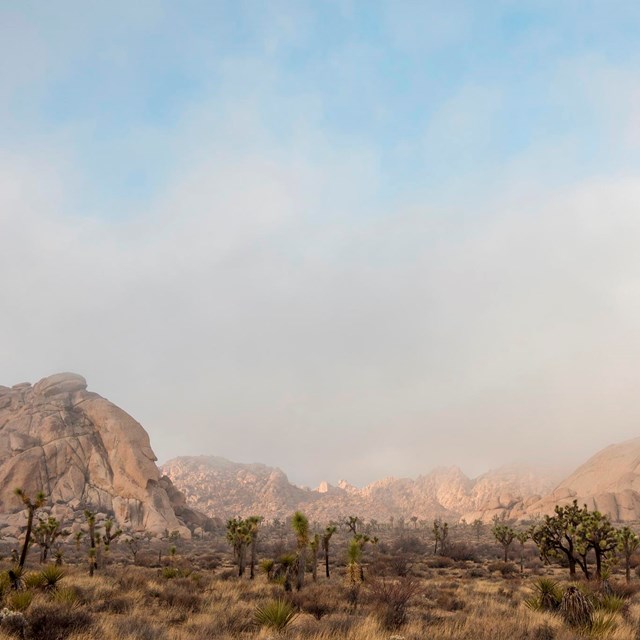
[0,373,197,537]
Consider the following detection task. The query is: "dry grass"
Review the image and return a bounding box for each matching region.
[0,528,638,639]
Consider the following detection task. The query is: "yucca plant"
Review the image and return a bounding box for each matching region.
[260,558,275,580]
[525,577,563,611]
[560,585,594,629]
[254,598,298,633]
[40,564,65,591]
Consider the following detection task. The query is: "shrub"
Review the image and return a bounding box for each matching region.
[487,561,517,576]
[0,608,27,638]
[368,577,419,630]
[27,603,94,640]
[425,556,454,569]
[51,587,79,609]
[525,578,563,612]
[23,572,45,590]
[254,598,298,632]
[157,584,200,612]
[8,591,32,612]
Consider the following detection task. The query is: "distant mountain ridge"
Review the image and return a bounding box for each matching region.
[160,455,562,523]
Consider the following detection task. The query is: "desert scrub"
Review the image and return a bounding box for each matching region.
[367,576,419,629]
[8,590,32,612]
[560,585,594,629]
[525,578,563,612]
[254,598,298,632]
[40,565,65,591]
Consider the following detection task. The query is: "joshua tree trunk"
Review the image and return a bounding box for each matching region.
[18,505,35,569]
[325,547,330,578]
[312,550,318,581]
[250,538,257,579]
[296,548,306,591]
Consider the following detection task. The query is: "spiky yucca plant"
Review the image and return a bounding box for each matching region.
[40,565,65,591]
[525,577,563,612]
[254,598,298,632]
[560,585,594,629]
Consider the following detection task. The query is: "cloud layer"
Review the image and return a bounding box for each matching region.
[2,2,640,486]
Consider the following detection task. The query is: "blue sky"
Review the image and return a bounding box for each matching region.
[5,1,640,214]
[2,2,640,485]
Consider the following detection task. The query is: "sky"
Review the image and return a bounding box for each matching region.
[2,1,640,487]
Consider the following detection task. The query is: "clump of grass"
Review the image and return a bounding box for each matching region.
[52,586,79,609]
[24,571,46,590]
[589,611,617,637]
[254,598,298,632]
[8,590,33,612]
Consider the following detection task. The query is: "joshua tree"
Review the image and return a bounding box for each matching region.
[531,501,611,579]
[578,510,618,579]
[471,519,483,542]
[345,516,359,535]
[226,518,251,577]
[291,511,309,590]
[125,536,141,564]
[32,516,65,563]
[516,530,530,573]
[491,517,516,562]
[247,515,263,580]
[14,488,46,569]
[322,525,337,579]
[84,510,98,570]
[310,533,320,581]
[618,526,639,583]
[345,533,378,583]
[102,518,122,566]
[74,531,84,551]
[432,518,449,555]
[347,537,363,585]
[410,516,418,529]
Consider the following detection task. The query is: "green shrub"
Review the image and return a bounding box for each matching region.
[525,578,563,612]
[52,587,79,609]
[40,565,65,591]
[254,598,298,632]
[23,572,45,590]
[8,590,33,612]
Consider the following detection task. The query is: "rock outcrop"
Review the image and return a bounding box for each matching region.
[525,437,640,522]
[161,455,559,523]
[0,373,203,537]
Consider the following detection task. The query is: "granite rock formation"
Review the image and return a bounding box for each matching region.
[0,373,200,537]
[161,455,560,523]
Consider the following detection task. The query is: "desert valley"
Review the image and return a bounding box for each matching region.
[3,4,640,638]
[0,373,638,639]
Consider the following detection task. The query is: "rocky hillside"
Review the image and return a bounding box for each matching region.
[0,373,209,538]
[161,456,560,523]
[525,436,640,521]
